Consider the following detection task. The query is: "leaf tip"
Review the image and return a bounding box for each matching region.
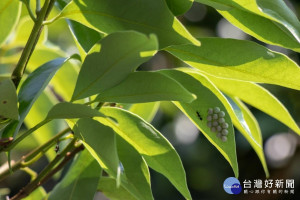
[292,126,300,136]
[265,170,270,179]
[193,39,201,47]
[188,93,197,102]
[149,33,158,43]
[231,159,239,179]
[234,170,239,179]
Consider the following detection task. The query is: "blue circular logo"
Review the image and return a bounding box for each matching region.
[223,177,242,194]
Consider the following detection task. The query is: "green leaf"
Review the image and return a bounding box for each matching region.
[226,96,269,177]
[74,118,120,177]
[205,74,300,136]
[129,102,160,123]
[98,107,192,200]
[195,0,232,10]
[75,118,153,200]
[180,68,271,176]
[68,20,103,53]
[196,0,300,51]
[231,98,262,144]
[117,136,153,200]
[3,46,79,102]
[0,78,18,120]
[7,58,67,138]
[165,0,193,16]
[158,69,238,177]
[23,187,47,200]
[97,177,136,200]
[29,47,79,102]
[95,71,196,103]
[18,58,66,121]
[218,10,300,52]
[56,0,72,9]
[71,31,158,101]
[1,46,79,103]
[46,102,104,120]
[49,149,102,200]
[49,59,79,102]
[256,0,300,44]
[0,0,21,46]
[16,47,63,71]
[166,38,300,90]
[52,0,200,48]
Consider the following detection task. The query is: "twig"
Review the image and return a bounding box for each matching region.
[23,0,37,22]
[11,0,56,87]
[36,0,41,15]
[20,167,37,181]
[2,119,52,152]
[0,128,70,181]
[10,139,77,200]
[38,144,84,186]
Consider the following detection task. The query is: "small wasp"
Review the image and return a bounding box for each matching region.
[196,111,203,121]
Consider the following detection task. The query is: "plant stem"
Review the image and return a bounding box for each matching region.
[36,0,41,15]
[21,167,37,181]
[0,128,70,181]
[10,139,79,200]
[32,140,75,182]
[38,144,84,186]
[4,119,52,152]
[44,0,56,18]
[24,0,37,22]
[23,128,71,163]
[11,0,56,88]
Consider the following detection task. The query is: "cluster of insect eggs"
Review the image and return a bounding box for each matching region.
[207,107,229,142]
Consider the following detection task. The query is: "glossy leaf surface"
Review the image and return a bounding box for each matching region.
[53,0,200,48]
[46,102,104,119]
[95,71,195,103]
[225,95,268,176]
[72,31,158,100]
[196,0,300,51]
[159,69,238,177]
[74,118,119,176]
[68,20,103,53]
[5,58,67,138]
[129,102,160,123]
[165,0,193,16]
[206,74,300,136]
[117,136,153,200]
[98,107,191,200]
[166,38,300,90]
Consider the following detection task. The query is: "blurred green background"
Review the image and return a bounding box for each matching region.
[1,0,300,199]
